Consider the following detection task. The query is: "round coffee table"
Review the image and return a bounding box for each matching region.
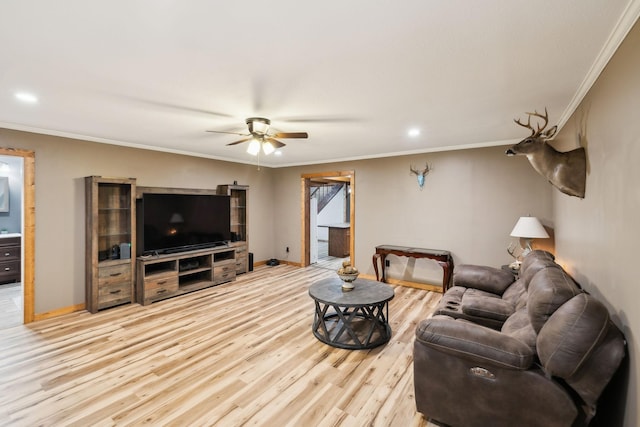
[309,277,394,349]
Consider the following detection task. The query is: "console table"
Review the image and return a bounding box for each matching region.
[372,245,454,292]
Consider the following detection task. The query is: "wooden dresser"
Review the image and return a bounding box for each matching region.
[0,234,21,284]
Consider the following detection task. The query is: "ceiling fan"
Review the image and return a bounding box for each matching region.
[207,117,308,155]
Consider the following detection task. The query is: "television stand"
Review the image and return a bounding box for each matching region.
[136,246,236,305]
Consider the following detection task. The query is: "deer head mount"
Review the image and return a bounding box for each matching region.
[410,163,432,190]
[506,108,586,198]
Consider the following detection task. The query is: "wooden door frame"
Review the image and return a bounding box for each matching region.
[0,147,35,324]
[301,170,355,267]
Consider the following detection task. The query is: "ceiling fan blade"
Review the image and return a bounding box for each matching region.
[207,130,250,136]
[271,132,308,139]
[119,96,234,118]
[226,137,253,146]
[275,115,361,123]
[266,138,286,148]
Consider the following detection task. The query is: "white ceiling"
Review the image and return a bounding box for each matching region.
[1,1,639,167]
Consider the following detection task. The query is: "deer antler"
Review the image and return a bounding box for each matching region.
[514,107,549,137]
[410,163,431,176]
[507,242,518,259]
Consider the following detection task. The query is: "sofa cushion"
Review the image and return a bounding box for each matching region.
[453,264,515,295]
[501,307,537,353]
[519,251,559,290]
[537,294,610,379]
[434,287,508,330]
[527,267,582,333]
[502,279,526,307]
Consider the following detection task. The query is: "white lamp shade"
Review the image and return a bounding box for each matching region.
[262,141,275,155]
[246,139,261,155]
[510,216,549,238]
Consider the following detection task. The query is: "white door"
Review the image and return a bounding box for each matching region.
[310,197,318,264]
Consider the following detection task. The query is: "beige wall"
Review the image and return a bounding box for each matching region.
[0,127,552,314]
[272,146,553,278]
[0,129,276,313]
[552,20,640,427]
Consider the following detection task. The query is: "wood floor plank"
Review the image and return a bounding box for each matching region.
[0,264,441,426]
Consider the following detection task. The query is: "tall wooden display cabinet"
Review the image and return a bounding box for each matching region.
[217,184,249,274]
[85,176,136,313]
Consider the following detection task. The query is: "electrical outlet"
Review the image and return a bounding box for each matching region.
[385,259,390,267]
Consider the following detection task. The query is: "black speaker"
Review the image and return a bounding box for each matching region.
[249,252,254,271]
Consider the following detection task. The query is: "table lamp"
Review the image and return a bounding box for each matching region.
[510,216,549,258]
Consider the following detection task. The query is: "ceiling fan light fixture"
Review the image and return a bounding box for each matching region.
[246,117,270,135]
[262,141,275,155]
[246,139,261,155]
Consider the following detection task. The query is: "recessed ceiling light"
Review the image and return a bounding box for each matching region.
[15,92,39,104]
[274,150,283,156]
[408,128,420,137]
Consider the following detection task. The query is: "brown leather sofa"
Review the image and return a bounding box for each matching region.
[413,251,626,427]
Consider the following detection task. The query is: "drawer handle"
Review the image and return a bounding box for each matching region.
[157,280,166,285]
[157,289,167,294]
[4,267,10,271]
[4,252,10,257]
[110,272,122,277]
[109,289,122,294]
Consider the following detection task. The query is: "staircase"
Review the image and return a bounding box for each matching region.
[311,183,345,213]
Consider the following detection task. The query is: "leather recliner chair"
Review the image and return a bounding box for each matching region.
[414,252,626,427]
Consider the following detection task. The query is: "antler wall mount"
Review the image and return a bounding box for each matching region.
[410,162,432,190]
[506,108,586,198]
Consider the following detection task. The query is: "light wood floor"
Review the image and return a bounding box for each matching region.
[314,240,348,271]
[0,265,441,426]
[0,282,22,329]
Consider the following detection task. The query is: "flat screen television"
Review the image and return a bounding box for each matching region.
[138,193,231,255]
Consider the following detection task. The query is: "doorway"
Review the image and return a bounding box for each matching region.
[301,170,355,269]
[0,147,35,327]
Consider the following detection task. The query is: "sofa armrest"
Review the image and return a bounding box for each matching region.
[415,316,534,370]
[453,265,515,295]
[461,294,514,322]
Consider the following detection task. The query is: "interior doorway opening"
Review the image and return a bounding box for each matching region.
[301,171,355,270]
[0,147,35,327]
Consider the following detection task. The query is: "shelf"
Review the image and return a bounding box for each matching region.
[145,269,175,279]
[99,232,131,238]
[178,279,214,292]
[178,280,215,294]
[178,266,211,277]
